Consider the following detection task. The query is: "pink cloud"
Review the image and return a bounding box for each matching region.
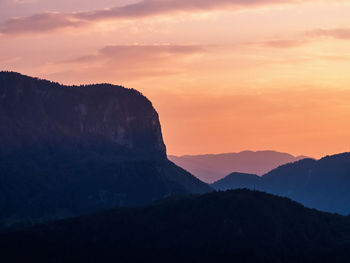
[47,44,205,82]
[60,44,205,67]
[245,27,350,50]
[0,12,85,34]
[247,39,310,48]
[306,28,350,40]
[0,0,304,35]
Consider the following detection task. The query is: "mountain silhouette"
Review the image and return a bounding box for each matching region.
[211,172,261,191]
[211,153,350,214]
[169,151,308,183]
[0,71,211,230]
[1,189,350,263]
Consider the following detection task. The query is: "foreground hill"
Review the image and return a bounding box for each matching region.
[169,151,308,183]
[0,72,211,230]
[211,153,350,215]
[1,190,350,263]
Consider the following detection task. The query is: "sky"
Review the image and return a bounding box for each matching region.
[1,0,350,158]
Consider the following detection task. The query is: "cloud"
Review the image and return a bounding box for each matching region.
[64,44,205,63]
[43,44,206,82]
[246,27,350,50]
[0,12,85,34]
[306,28,350,40]
[75,0,301,20]
[317,55,350,61]
[11,0,40,4]
[0,0,304,35]
[247,39,310,48]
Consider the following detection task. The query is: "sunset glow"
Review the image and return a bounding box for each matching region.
[2,0,350,158]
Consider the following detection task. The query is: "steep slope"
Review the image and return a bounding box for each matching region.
[262,153,350,214]
[1,190,350,263]
[169,151,308,183]
[211,154,350,215]
[260,158,317,203]
[211,172,261,191]
[0,71,211,229]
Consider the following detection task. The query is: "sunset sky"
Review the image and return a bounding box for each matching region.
[1,0,350,158]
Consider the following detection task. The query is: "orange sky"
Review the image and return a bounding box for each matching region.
[1,0,350,158]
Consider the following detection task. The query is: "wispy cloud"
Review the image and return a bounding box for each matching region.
[63,44,205,63]
[44,44,206,82]
[317,55,350,61]
[0,0,305,35]
[246,27,350,50]
[0,12,85,34]
[11,0,40,4]
[306,28,350,40]
[247,39,310,49]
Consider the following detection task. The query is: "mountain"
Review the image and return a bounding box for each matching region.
[1,189,350,263]
[169,151,308,183]
[211,172,261,191]
[0,71,211,230]
[211,153,350,215]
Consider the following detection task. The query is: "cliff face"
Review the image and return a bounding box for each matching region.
[0,72,211,229]
[0,72,166,159]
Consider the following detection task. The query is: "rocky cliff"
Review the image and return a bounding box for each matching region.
[0,71,166,159]
[0,72,211,229]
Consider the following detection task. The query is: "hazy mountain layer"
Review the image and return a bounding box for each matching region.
[169,151,308,183]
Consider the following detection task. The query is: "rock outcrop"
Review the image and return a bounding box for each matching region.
[0,72,211,229]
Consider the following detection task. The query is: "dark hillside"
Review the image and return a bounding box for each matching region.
[1,190,350,263]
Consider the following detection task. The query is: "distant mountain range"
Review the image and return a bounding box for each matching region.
[0,72,211,230]
[211,153,350,215]
[169,151,308,183]
[2,189,350,263]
